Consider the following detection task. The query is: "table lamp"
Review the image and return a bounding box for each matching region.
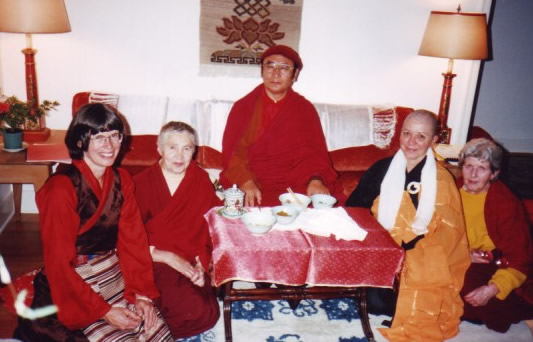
[0,0,71,142]
[418,7,488,144]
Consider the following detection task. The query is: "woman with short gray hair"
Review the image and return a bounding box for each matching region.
[458,138,533,333]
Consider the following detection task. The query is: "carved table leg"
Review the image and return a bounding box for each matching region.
[357,287,376,342]
[223,282,233,342]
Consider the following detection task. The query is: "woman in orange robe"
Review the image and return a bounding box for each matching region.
[347,110,470,342]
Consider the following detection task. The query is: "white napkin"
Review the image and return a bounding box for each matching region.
[272,207,368,241]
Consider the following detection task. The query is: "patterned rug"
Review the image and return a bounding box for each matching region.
[176,298,532,342]
[199,0,303,76]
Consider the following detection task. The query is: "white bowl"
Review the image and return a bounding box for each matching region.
[310,194,337,209]
[240,210,277,235]
[279,193,311,212]
[271,205,299,225]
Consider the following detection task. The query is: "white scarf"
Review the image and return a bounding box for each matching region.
[377,148,437,235]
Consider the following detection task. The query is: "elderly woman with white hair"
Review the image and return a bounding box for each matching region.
[458,138,533,333]
[346,109,470,342]
[134,121,221,339]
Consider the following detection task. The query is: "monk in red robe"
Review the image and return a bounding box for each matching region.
[220,44,344,206]
[134,121,221,339]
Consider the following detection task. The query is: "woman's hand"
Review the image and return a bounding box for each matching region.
[470,249,490,264]
[189,256,206,287]
[152,248,205,286]
[242,179,262,207]
[464,284,499,307]
[103,307,141,330]
[135,298,157,332]
[306,179,329,197]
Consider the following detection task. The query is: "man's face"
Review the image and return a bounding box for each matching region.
[261,54,299,102]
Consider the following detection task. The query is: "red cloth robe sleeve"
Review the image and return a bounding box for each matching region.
[36,161,158,329]
[116,168,160,304]
[485,181,533,278]
[134,162,221,270]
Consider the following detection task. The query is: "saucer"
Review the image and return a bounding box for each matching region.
[217,207,247,219]
[1,142,28,153]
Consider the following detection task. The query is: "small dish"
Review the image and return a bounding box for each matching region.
[279,192,311,212]
[241,210,276,235]
[217,207,247,219]
[310,194,337,209]
[1,142,28,153]
[271,205,299,225]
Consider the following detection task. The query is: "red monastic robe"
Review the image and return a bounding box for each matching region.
[36,160,158,329]
[134,161,221,338]
[457,179,533,332]
[220,84,344,206]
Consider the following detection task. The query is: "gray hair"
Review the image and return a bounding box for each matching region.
[404,109,438,136]
[459,138,503,173]
[157,121,198,148]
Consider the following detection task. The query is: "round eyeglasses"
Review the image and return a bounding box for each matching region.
[90,132,123,146]
[263,62,294,76]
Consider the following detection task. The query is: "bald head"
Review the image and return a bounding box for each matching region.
[403,109,438,137]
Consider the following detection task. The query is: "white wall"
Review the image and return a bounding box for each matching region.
[0,0,492,213]
[0,0,491,141]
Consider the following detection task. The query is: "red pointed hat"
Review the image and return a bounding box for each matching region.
[260,45,303,71]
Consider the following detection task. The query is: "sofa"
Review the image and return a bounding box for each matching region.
[72,91,414,196]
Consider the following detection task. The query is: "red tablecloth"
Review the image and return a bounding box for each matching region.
[206,207,404,288]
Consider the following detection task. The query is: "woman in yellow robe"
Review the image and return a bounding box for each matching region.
[347,110,470,341]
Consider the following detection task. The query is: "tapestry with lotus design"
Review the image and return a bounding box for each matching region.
[200,0,303,76]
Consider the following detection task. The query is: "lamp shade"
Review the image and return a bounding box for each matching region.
[0,0,71,33]
[418,11,488,60]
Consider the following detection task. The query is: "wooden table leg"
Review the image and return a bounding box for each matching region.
[357,287,376,342]
[223,282,233,342]
[13,184,22,222]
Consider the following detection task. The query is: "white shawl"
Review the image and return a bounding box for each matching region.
[377,149,437,235]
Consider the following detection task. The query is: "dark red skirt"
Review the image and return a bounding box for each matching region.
[461,263,533,333]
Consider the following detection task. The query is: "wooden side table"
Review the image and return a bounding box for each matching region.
[0,131,66,221]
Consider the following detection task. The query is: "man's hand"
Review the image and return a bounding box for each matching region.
[103,307,141,330]
[242,179,262,207]
[306,179,329,197]
[134,298,157,331]
[464,284,499,307]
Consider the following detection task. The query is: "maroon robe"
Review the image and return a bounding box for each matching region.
[134,161,221,338]
[220,84,344,206]
[13,160,159,341]
[458,179,533,332]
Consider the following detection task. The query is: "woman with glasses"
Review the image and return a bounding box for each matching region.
[14,103,173,341]
[457,138,533,333]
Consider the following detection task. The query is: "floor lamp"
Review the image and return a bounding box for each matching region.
[0,0,71,142]
[418,8,488,144]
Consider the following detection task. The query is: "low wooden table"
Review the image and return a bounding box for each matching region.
[206,207,404,342]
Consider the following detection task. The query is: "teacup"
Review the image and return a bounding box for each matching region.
[223,184,244,217]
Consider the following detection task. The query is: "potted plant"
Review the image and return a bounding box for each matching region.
[0,96,59,150]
